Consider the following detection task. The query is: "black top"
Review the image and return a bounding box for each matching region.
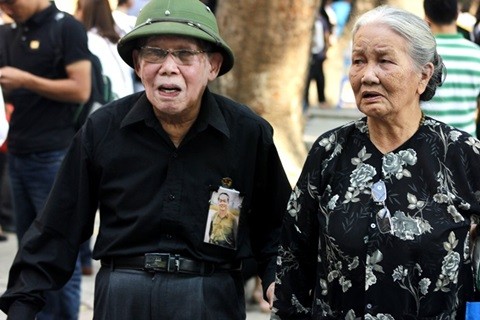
[5,3,90,154]
[272,117,479,319]
[0,90,291,317]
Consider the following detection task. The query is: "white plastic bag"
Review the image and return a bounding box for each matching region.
[0,84,8,145]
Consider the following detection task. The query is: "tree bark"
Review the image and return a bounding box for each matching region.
[214,0,319,184]
[213,0,424,184]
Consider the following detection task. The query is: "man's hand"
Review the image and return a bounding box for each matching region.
[0,66,29,92]
[0,60,91,103]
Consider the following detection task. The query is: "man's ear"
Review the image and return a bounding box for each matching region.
[208,52,223,81]
[132,50,140,73]
[132,50,143,80]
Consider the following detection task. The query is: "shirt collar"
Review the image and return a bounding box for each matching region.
[121,89,230,139]
[195,88,230,138]
[434,33,465,40]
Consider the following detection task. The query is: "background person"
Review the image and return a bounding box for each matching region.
[303,1,333,112]
[75,0,134,100]
[422,0,480,137]
[127,0,148,16]
[472,4,480,45]
[111,0,143,92]
[0,83,9,241]
[112,0,136,37]
[0,11,16,243]
[0,0,291,318]
[0,0,91,318]
[272,5,479,319]
[74,0,135,275]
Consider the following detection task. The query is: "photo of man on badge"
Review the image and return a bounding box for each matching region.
[205,188,241,249]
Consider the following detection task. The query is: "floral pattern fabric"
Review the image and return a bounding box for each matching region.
[272,117,480,320]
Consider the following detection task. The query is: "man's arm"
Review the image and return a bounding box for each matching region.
[0,127,98,318]
[0,59,91,104]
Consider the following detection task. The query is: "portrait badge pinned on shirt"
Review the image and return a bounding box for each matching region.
[30,40,40,50]
[204,182,243,250]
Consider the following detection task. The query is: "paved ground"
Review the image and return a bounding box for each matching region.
[0,106,362,319]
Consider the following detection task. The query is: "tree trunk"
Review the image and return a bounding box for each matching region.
[213,0,423,183]
[214,0,319,184]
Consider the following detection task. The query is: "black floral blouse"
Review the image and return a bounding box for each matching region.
[272,117,480,320]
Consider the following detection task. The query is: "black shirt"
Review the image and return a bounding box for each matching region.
[5,3,90,154]
[0,90,291,316]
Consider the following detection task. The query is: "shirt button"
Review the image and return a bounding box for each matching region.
[370,223,376,229]
[172,152,178,158]
[366,303,372,309]
[168,194,175,201]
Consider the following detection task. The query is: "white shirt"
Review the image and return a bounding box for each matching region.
[87,30,134,99]
[112,10,137,37]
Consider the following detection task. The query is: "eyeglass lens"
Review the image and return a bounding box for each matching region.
[140,47,205,65]
[372,180,393,234]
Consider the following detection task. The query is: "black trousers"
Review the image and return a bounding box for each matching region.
[304,54,327,106]
[93,266,246,320]
[0,152,13,230]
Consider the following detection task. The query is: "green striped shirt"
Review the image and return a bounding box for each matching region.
[421,33,480,136]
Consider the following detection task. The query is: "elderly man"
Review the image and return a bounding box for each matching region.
[0,0,291,319]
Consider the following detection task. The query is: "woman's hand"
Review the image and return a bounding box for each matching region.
[266,282,275,310]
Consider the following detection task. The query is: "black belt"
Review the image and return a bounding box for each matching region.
[101,253,242,276]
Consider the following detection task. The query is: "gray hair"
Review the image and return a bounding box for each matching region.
[351,5,444,101]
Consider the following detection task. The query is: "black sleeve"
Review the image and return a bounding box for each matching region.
[249,124,291,293]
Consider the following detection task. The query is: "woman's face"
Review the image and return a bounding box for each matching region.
[349,24,429,119]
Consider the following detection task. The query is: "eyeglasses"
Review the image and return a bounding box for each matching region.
[372,180,393,234]
[139,46,208,66]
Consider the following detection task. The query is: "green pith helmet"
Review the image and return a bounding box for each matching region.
[117,0,234,76]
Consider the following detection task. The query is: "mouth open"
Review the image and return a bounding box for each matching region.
[159,84,181,93]
[362,91,381,98]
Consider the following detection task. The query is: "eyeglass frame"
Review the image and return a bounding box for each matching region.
[138,46,210,66]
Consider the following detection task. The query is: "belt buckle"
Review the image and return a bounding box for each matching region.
[144,253,180,273]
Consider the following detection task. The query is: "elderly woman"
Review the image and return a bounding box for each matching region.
[272,5,479,319]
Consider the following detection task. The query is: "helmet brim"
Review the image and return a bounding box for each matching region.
[118,21,234,76]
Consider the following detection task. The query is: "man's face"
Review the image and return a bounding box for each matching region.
[0,0,41,23]
[133,35,223,124]
[218,194,229,214]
